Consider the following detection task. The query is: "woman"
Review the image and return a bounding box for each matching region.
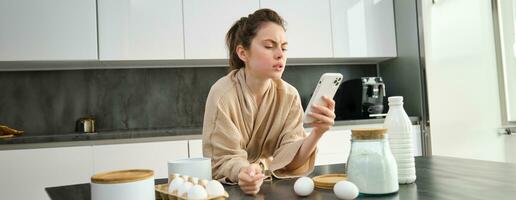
[202,8,335,195]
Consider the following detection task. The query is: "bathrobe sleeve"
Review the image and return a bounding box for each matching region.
[203,100,250,184]
[269,93,316,178]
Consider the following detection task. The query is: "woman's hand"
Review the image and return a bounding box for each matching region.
[238,164,265,195]
[307,96,336,135]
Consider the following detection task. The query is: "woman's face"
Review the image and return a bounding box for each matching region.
[241,22,288,80]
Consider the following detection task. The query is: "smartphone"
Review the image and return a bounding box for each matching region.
[303,73,343,124]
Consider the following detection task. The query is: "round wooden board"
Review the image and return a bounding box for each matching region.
[312,173,347,189]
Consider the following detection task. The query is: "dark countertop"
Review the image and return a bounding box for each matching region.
[0,117,419,147]
[45,156,516,200]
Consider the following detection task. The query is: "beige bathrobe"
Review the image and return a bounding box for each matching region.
[202,69,316,184]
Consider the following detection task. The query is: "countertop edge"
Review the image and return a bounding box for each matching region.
[0,117,420,150]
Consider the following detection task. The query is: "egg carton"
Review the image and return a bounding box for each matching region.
[155,175,228,200]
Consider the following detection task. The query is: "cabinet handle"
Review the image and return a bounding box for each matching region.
[498,127,516,135]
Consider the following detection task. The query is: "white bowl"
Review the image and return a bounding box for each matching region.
[168,157,212,180]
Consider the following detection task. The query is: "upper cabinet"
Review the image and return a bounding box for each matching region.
[0,0,97,61]
[0,0,397,64]
[97,0,184,60]
[183,0,259,59]
[260,0,334,58]
[331,0,397,58]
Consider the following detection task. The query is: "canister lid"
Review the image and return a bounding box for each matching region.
[91,169,154,184]
[351,128,387,139]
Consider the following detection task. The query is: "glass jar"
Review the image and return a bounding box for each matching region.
[346,128,399,195]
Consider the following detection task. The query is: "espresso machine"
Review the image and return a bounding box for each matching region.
[334,77,386,120]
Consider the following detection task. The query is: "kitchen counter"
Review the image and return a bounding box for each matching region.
[45,156,516,200]
[0,117,419,149]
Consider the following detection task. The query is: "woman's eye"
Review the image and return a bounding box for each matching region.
[282,48,288,51]
[265,46,273,49]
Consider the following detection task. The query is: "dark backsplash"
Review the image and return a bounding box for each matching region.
[0,64,376,136]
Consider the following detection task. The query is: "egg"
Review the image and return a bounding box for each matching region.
[191,177,199,185]
[206,180,225,196]
[333,180,359,199]
[177,181,194,197]
[187,185,208,200]
[199,179,209,187]
[168,177,184,193]
[293,176,314,196]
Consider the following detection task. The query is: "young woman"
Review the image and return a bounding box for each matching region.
[202,9,335,195]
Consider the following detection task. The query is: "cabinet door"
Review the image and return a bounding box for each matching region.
[0,146,93,200]
[311,123,421,165]
[97,0,184,60]
[183,0,259,59]
[260,0,333,58]
[188,139,203,158]
[92,140,189,179]
[0,0,97,61]
[314,129,352,166]
[331,0,396,57]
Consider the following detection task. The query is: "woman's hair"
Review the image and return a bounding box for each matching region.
[226,8,285,71]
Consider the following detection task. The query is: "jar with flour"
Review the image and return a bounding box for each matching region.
[346,128,399,194]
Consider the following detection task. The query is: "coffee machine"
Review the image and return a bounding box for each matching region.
[334,77,386,120]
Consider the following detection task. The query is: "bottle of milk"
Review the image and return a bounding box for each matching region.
[384,96,416,184]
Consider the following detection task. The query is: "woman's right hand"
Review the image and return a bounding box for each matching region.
[238,164,265,195]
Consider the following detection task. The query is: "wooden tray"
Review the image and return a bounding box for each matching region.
[312,174,347,190]
[155,183,229,200]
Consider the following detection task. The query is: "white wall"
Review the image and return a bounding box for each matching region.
[422,0,513,162]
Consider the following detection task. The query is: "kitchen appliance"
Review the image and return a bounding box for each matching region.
[334,77,386,120]
[76,117,95,133]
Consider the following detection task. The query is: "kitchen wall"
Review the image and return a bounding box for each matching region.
[421,0,514,162]
[0,64,376,136]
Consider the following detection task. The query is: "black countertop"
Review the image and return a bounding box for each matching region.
[46,156,516,200]
[1,117,419,147]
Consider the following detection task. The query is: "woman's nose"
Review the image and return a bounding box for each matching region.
[275,48,285,60]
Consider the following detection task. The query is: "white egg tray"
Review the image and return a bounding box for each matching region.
[155,176,229,200]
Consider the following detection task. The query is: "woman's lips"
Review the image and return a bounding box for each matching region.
[273,64,284,71]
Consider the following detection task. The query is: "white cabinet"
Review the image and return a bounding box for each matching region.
[260,0,333,58]
[183,0,259,59]
[92,140,189,179]
[97,0,184,60]
[312,124,422,166]
[0,0,97,61]
[188,139,203,158]
[330,0,397,58]
[0,146,94,200]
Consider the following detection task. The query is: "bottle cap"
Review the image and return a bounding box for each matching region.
[388,96,403,103]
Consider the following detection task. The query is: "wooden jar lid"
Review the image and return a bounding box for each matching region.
[351,128,387,139]
[91,169,154,184]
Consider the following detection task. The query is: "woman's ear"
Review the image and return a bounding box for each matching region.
[236,45,247,62]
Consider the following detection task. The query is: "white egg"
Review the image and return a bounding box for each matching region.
[191,177,199,185]
[177,181,194,197]
[168,177,184,193]
[333,180,359,199]
[199,179,209,187]
[206,180,225,196]
[187,185,208,200]
[293,177,314,196]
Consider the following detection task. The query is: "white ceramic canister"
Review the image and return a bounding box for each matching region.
[346,128,399,194]
[91,169,155,200]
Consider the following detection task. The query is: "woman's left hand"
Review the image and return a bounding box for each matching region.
[307,96,336,135]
